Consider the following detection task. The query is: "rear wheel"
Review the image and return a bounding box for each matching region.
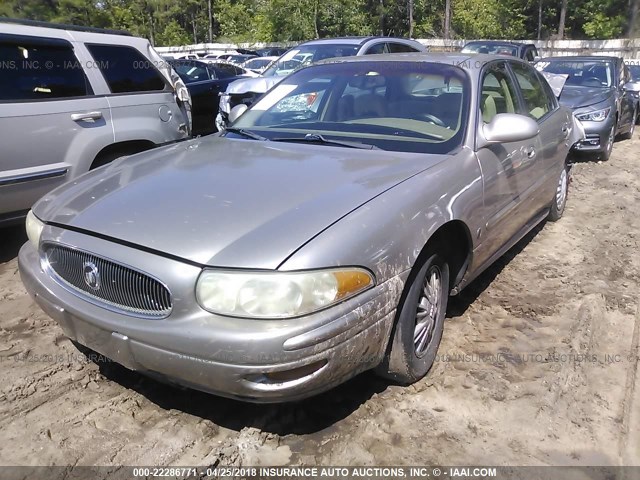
[376,253,449,384]
[621,107,637,140]
[548,163,569,222]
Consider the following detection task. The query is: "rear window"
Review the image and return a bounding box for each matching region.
[87,44,167,93]
[389,43,421,53]
[0,36,92,101]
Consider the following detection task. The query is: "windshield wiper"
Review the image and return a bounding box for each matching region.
[224,127,268,141]
[272,133,381,150]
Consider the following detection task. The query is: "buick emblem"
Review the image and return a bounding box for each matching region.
[83,261,101,290]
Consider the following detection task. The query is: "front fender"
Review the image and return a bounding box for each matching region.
[279,150,484,284]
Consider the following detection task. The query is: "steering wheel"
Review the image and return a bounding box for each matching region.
[582,77,604,87]
[419,113,446,127]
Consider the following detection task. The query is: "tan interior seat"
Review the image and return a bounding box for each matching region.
[482,94,497,123]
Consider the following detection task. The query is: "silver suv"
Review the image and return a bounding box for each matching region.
[0,18,192,225]
[216,36,426,130]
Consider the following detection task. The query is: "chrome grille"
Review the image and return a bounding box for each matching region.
[43,244,172,318]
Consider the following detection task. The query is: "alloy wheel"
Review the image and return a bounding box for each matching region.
[414,265,442,358]
[556,168,568,211]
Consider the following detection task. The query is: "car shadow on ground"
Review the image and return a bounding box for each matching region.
[0,223,27,264]
[447,220,545,318]
[87,352,388,435]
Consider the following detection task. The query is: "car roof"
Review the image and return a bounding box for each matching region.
[299,36,419,47]
[0,17,152,50]
[464,40,534,47]
[316,52,527,71]
[541,55,619,62]
[0,16,132,36]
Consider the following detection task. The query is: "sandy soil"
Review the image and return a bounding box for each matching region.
[0,135,639,469]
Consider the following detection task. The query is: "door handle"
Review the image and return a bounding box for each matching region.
[71,111,103,122]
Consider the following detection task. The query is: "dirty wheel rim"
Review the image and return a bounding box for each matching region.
[414,265,442,358]
[606,125,615,154]
[556,168,568,211]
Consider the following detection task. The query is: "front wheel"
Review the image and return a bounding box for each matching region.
[600,123,616,161]
[548,163,569,222]
[376,253,449,384]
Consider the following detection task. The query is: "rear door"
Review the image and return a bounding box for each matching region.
[508,60,567,219]
[85,44,186,145]
[0,33,112,220]
[619,61,636,130]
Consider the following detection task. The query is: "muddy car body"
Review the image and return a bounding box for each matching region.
[20,54,581,402]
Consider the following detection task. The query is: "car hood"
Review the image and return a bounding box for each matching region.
[34,137,443,269]
[559,86,614,109]
[225,76,283,95]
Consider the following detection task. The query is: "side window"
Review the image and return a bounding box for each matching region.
[510,62,554,120]
[365,43,389,55]
[86,44,166,94]
[0,37,92,101]
[525,48,535,62]
[480,63,518,123]
[213,64,237,79]
[171,62,210,83]
[206,66,218,80]
[388,43,420,53]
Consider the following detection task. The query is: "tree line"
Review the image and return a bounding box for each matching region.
[1,0,639,46]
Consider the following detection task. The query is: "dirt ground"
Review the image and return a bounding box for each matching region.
[1,135,639,470]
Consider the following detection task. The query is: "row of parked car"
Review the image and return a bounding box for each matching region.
[2,16,637,402]
[164,37,640,164]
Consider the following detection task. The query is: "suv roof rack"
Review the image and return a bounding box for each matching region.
[0,17,133,36]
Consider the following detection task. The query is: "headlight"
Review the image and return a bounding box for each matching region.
[196,268,374,318]
[576,107,611,122]
[25,210,44,249]
[219,93,231,114]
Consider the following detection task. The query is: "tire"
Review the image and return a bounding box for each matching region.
[376,252,449,384]
[600,123,616,161]
[548,163,569,222]
[621,107,637,140]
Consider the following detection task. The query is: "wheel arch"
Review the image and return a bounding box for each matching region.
[413,219,473,293]
[90,140,157,170]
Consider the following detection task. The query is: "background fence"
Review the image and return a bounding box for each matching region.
[156,38,640,60]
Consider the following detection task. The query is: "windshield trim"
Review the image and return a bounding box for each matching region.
[232,61,471,155]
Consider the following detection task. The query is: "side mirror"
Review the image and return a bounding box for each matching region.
[481,113,539,146]
[228,104,248,124]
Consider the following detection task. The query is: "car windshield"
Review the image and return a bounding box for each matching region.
[535,60,613,88]
[262,44,360,78]
[229,61,469,154]
[461,43,518,56]
[170,61,209,83]
[245,58,272,69]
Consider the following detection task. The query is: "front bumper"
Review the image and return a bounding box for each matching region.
[18,235,401,403]
[571,116,615,153]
